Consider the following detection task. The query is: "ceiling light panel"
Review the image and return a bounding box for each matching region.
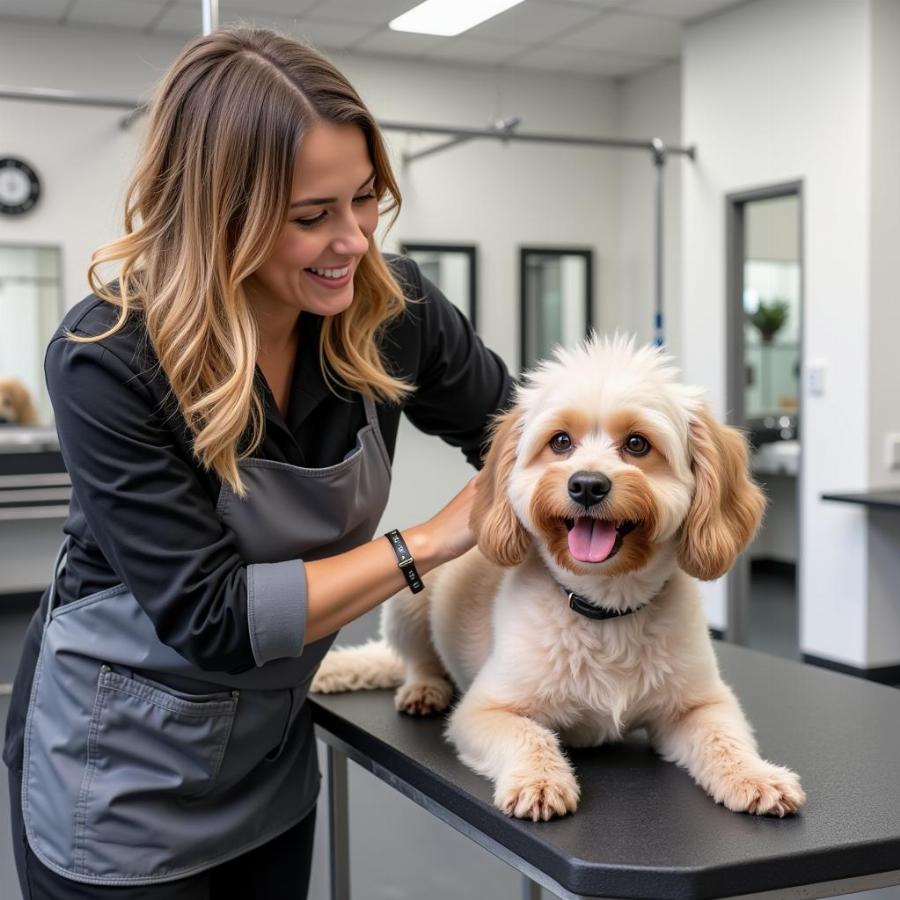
[390,0,528,37]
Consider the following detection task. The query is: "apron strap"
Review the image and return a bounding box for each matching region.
[360,391,379,430]
[45,536,71,624]
[360,392,391,472]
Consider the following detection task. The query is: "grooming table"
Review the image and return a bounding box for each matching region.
[310,640,900,899]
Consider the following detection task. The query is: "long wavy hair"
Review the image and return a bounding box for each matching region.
[76,26,415,496]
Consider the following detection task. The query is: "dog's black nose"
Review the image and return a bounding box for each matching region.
[568,471,611,508]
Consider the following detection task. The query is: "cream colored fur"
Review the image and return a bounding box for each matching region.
[311,334,806,821]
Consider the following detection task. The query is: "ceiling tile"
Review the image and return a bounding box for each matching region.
[285,17,375,48]
[352,27,447,58]
[625,0,747,21]
[0,0,70,22]
[155,7,373,47]
[465,1,600,44]
[151,4,203,35]
[557,11,681,56]
[427,36,530,66]
[302,0,419,26]
[67,0,162,30]
[214,0,320,14]
[153,2,204,35]
[509,43,661,77]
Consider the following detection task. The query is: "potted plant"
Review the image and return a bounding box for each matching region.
[748,299,789,344]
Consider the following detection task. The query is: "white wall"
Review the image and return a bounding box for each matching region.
[681,0,900,670]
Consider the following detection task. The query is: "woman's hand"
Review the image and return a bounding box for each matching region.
[406,472,483,569]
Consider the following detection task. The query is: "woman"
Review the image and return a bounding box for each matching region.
[3,26,513,899]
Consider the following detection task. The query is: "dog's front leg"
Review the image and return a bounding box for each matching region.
[382,589,453,716]
[647,688,806,816]
[447,685,580,821]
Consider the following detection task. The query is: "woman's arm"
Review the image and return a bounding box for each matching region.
[303,471,479,643]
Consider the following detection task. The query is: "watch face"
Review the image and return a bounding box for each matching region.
[0,158,41,215]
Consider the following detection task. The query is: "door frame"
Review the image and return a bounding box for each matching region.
[724,180,804,646]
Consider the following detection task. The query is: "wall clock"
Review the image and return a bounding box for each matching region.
[0,157,41,216]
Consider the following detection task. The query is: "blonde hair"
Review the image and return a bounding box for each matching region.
[76,26,415,496]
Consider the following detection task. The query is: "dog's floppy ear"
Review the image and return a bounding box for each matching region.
[677,403,766,581]
[470,407,530,567]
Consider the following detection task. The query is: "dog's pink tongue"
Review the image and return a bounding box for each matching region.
[568,518,617,563]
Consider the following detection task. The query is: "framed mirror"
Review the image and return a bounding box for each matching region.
[0,243,64,434]
[520,247,593,372]
[400,242,478,332]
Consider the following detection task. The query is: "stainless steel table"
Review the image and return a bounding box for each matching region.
[310,640,900,899]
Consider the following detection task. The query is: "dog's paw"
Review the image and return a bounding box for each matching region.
[394,678,453,716]
[310,658,350,693]
[310,651,361,694]
[495,766,580,821]
[713,763,806,817]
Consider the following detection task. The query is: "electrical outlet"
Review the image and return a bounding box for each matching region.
[885,434,900,471]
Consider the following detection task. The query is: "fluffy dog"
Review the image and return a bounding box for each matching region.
[0,376,39,426]
[312,334,806,821]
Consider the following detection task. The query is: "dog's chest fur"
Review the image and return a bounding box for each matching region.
[487,568,686,743]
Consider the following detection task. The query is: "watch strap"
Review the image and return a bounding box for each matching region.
[384,529,425,594]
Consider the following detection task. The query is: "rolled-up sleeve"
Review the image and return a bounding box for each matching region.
[398,260,516,468]
[246,559,307,665]
[46,333,306,673]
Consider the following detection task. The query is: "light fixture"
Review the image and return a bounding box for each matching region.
[389,0,527,37]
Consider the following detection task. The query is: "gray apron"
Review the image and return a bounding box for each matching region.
[21,392,391,885]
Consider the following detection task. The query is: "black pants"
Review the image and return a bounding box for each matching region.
[8,768,316,900]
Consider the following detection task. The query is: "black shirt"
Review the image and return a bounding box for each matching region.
[3,254,514,772]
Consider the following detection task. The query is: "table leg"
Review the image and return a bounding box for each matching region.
[522,875,542,899]
[327,743,350,900]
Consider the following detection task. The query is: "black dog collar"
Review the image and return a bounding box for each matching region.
[564,588,646,620]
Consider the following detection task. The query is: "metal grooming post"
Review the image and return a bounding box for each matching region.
[386,120,696,346]
[201,0,218,35]
[652,137,667,347]
[401,116,522,165]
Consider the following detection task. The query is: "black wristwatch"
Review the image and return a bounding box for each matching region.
[384,529,424,594]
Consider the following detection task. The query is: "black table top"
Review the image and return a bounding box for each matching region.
[309,640,900,900]
[821,488,900,510]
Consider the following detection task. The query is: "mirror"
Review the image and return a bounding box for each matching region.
[400,243,478,332]
[0,243,63,430]
[520,247,593,372]
[742,195,801,424]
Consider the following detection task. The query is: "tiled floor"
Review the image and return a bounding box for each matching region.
[1,574,898,899]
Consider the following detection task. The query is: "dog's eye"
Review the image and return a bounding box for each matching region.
[549,432,573,453]
[624,434,651,456]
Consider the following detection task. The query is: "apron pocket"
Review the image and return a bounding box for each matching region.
[74,665,239,874]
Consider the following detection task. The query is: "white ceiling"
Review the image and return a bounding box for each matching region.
[0,0,751,79]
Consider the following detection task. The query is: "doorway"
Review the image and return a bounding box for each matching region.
[725,184,803,660]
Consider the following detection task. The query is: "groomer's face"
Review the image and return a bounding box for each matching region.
[250,121,378,318]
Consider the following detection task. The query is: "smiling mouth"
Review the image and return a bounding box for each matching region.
[563,517,639,564]
[304,264,351,279]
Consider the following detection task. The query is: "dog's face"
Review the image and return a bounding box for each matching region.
[471,336,765,582]
[0,377,40,426]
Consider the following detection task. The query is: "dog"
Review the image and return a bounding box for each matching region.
[0,376,39,426]
[312,334,806,821]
